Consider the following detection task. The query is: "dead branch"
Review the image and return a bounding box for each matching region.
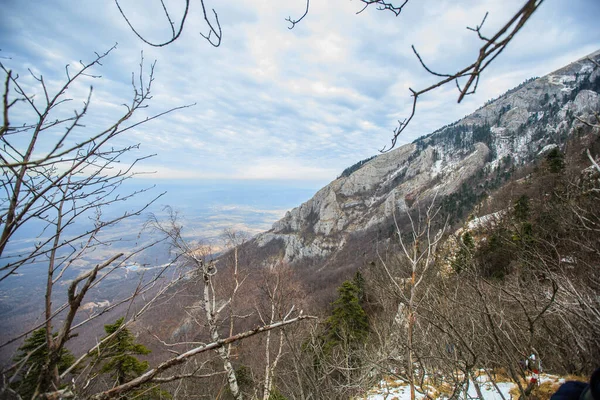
[382,0,544,151]
[114,0,222,47]
[356,0,409,16]
[286,0,310,29]
[0,47,192,397]
[87,314,315,400]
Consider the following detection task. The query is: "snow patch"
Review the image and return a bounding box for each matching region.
[549,74,576,85]
[468,210,506,230]
[536,111,545,121]
[363,378,514,400]
[363,373,565,400]
[538,144,558,155]
[580,64,593,74]
[432,159,443,176]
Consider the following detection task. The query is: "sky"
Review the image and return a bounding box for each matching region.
[1,0,600,188]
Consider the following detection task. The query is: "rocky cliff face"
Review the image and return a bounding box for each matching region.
[254,50,600,264]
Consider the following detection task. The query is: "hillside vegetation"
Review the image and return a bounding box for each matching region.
[4,50,599,400]
[120,52,600,399]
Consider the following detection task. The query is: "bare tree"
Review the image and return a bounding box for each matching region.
[377,194,447,400]
[0,47,313,399]
[147,212,314,400]
[88,313,312,400]
[254,262,305,400]
[0,45,196,397]
[147,211,245,399]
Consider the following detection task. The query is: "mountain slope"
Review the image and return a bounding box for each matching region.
[131,50,600,382]
[251,50,600,265]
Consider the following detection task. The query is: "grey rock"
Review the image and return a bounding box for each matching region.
[254,50,600,264]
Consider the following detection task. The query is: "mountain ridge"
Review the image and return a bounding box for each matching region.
[250,49,600,266]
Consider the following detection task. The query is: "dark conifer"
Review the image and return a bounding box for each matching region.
[12,328,75,399]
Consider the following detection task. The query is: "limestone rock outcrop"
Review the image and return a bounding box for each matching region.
[254,50,600,264]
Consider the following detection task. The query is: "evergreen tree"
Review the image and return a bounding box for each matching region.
[96,318,171,399]
[325,280,369,352]
[12,328,75,399]
[514,195,530,222]
[512,195,535,246]
[98,318,150,386]
[352,271,366,304]
[451,231,475,273]
[546,147,565,173]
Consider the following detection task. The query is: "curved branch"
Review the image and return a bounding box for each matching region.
[114,0,190,47]
[199,3,222,47]
[286,0,310,30]
[383,0,544,151]
[88,314,316,400]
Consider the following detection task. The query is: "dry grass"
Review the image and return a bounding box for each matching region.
[535,381,563,400]
[490,367,513,382]
[509,380,562,400]
[381,376,406,389]
[565,374,588,383]
[509,378,530,399]
[436,382,455,397]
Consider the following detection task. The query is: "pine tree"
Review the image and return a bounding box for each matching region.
[325,280,369,352]
[12,328,75,399]
[546,147,565,173]
[97,318,151,386]
[514,195,530,222]
[451,231,475,273]
[352,271,366,303]
[513,195,534,245]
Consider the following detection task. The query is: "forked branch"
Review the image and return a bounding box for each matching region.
[87,314,315,400]
[382,0,544,151]
[114,0,221,47]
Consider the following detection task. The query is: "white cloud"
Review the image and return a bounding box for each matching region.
[2,0,599,184]
[236,157,339,181]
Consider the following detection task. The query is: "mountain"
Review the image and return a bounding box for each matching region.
[248,50,600,268]
[82,50,600,397]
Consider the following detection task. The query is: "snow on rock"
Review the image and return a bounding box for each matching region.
[81,300,110,311]
[467,210,506,230]
[538,144,559,155]
[548,74,576,86]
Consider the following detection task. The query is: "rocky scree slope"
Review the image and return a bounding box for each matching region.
[253,50,600,265]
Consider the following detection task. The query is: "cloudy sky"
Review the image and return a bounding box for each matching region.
[2,0,599,187]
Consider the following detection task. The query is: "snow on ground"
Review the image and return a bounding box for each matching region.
[363,378,514,400]
[362,373,564,400]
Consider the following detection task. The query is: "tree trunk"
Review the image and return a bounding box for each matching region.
[203,264,242,400]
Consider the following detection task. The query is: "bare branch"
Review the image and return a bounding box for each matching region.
[356,0,409,16]
[382,0,544,151]
[286,0,310,29]
[114,0,190,47]
[88,314,316,400]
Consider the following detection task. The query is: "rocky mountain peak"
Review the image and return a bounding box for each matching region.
[256,50,600,264]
